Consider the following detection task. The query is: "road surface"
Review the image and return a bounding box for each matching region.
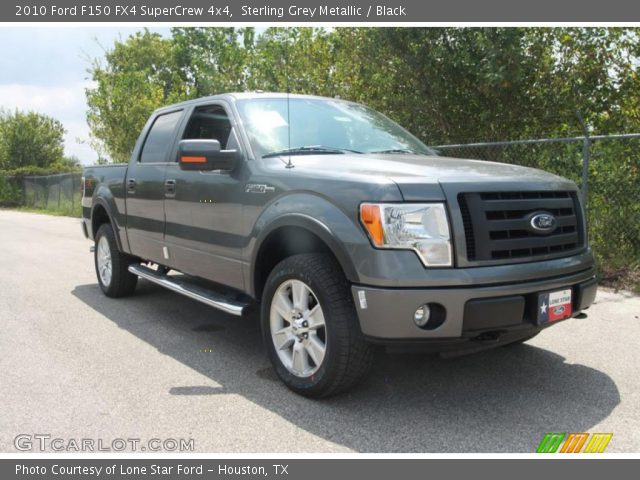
[1,210,638,452]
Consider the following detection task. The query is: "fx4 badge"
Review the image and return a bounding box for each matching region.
[245,184,275,194]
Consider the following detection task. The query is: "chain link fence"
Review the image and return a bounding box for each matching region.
[433,134,640,292]
[24,172,83,213]
[0,172,82,216]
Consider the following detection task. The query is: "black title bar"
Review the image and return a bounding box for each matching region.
[4,0,640,22]
[3,459,640,480]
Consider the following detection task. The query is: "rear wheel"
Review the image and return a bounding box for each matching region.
[94,223,138,298]
[261,254,373,398]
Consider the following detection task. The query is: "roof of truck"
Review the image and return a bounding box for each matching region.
[153,92,346,114]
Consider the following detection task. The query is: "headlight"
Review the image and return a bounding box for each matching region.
[360,203,453,267]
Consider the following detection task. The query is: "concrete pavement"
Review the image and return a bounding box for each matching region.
[1,210,638,452]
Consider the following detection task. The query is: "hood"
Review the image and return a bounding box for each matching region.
[263,153,574,199]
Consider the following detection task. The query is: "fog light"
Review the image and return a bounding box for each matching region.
[414,304,431,327]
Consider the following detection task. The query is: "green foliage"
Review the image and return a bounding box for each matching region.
[86,27,640,158]
[0,109,66,169]
[325,28,640,143]
[248,28,339,95]
[0,176,22,207]
[12,204,82,218]
[171,27,254,96]
[86,28,258,163]
[587,140,640,269]
[0,165,80,177]
[86,30,187,163]
[60,155,81,169]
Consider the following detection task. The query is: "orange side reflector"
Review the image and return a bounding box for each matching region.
[360,204,385,246]
[180,156,207,163]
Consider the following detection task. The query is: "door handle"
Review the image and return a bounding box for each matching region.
[126,178,136,194]
[165,179,176,196]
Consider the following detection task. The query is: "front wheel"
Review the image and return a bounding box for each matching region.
[261,254,373,398]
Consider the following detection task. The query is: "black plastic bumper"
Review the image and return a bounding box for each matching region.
[352,266,597,344]
[462,276,597,334]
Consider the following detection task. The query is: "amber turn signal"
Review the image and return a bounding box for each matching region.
[180,156,207,163]
[360,204,385,246]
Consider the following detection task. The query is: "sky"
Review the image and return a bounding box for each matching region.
[0,27,170,165]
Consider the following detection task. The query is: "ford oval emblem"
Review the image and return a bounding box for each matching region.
[529,212,557,234]
[553,305,566,316]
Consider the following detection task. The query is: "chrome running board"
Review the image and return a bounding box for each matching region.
[128,264,247,316]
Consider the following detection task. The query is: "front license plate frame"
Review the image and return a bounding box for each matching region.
[537,288,573,325]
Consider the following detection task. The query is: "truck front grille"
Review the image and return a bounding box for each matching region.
[457,191,584,263]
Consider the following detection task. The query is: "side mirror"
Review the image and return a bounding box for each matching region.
[178,139,238,171]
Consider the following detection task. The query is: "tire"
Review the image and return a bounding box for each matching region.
[94,223,138,298]
[261,253,373,398]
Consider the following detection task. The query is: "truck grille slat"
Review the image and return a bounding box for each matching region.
[457,194,476,260]
[457,191,584,263]
[489,232,579,251]
[480,197,575,212]
[487,215,577,232]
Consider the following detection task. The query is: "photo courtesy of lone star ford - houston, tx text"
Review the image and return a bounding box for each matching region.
[0,0,639,479]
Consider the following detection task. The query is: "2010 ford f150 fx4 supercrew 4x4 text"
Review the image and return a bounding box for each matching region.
[82,93,597,397]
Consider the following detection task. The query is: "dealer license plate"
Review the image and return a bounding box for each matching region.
[537,288,572,324]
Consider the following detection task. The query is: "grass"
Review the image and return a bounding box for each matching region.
[11,204,82,218]
[598,263,640,295]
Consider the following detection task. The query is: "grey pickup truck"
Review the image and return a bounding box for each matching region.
[82,92,597,397]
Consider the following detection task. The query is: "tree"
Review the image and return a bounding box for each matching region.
[86,27,640,160]
[86,30,186,163]
[248,27,338,95]
[171,27,254,97]
[0,109,65,169]
[328,28,616,144]
[86,28,256,162]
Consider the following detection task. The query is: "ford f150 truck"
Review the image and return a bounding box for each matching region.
[82,93,597,397]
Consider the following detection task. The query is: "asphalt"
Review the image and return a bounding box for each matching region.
[1,210,638,453]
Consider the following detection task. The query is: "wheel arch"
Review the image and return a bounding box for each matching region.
[91,198,124,252]
[250,214,359,300]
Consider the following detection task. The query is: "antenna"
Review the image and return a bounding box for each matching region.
[285,28,294,169]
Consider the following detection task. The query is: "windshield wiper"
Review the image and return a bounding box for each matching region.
[262,145,362,158]
[370,149,417,155]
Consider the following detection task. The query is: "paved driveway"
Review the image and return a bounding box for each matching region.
[1,210,638,452]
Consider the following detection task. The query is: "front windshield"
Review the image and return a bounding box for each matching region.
[236,97,435,158]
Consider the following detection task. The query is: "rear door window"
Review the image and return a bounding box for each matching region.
[140,110,183,163]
